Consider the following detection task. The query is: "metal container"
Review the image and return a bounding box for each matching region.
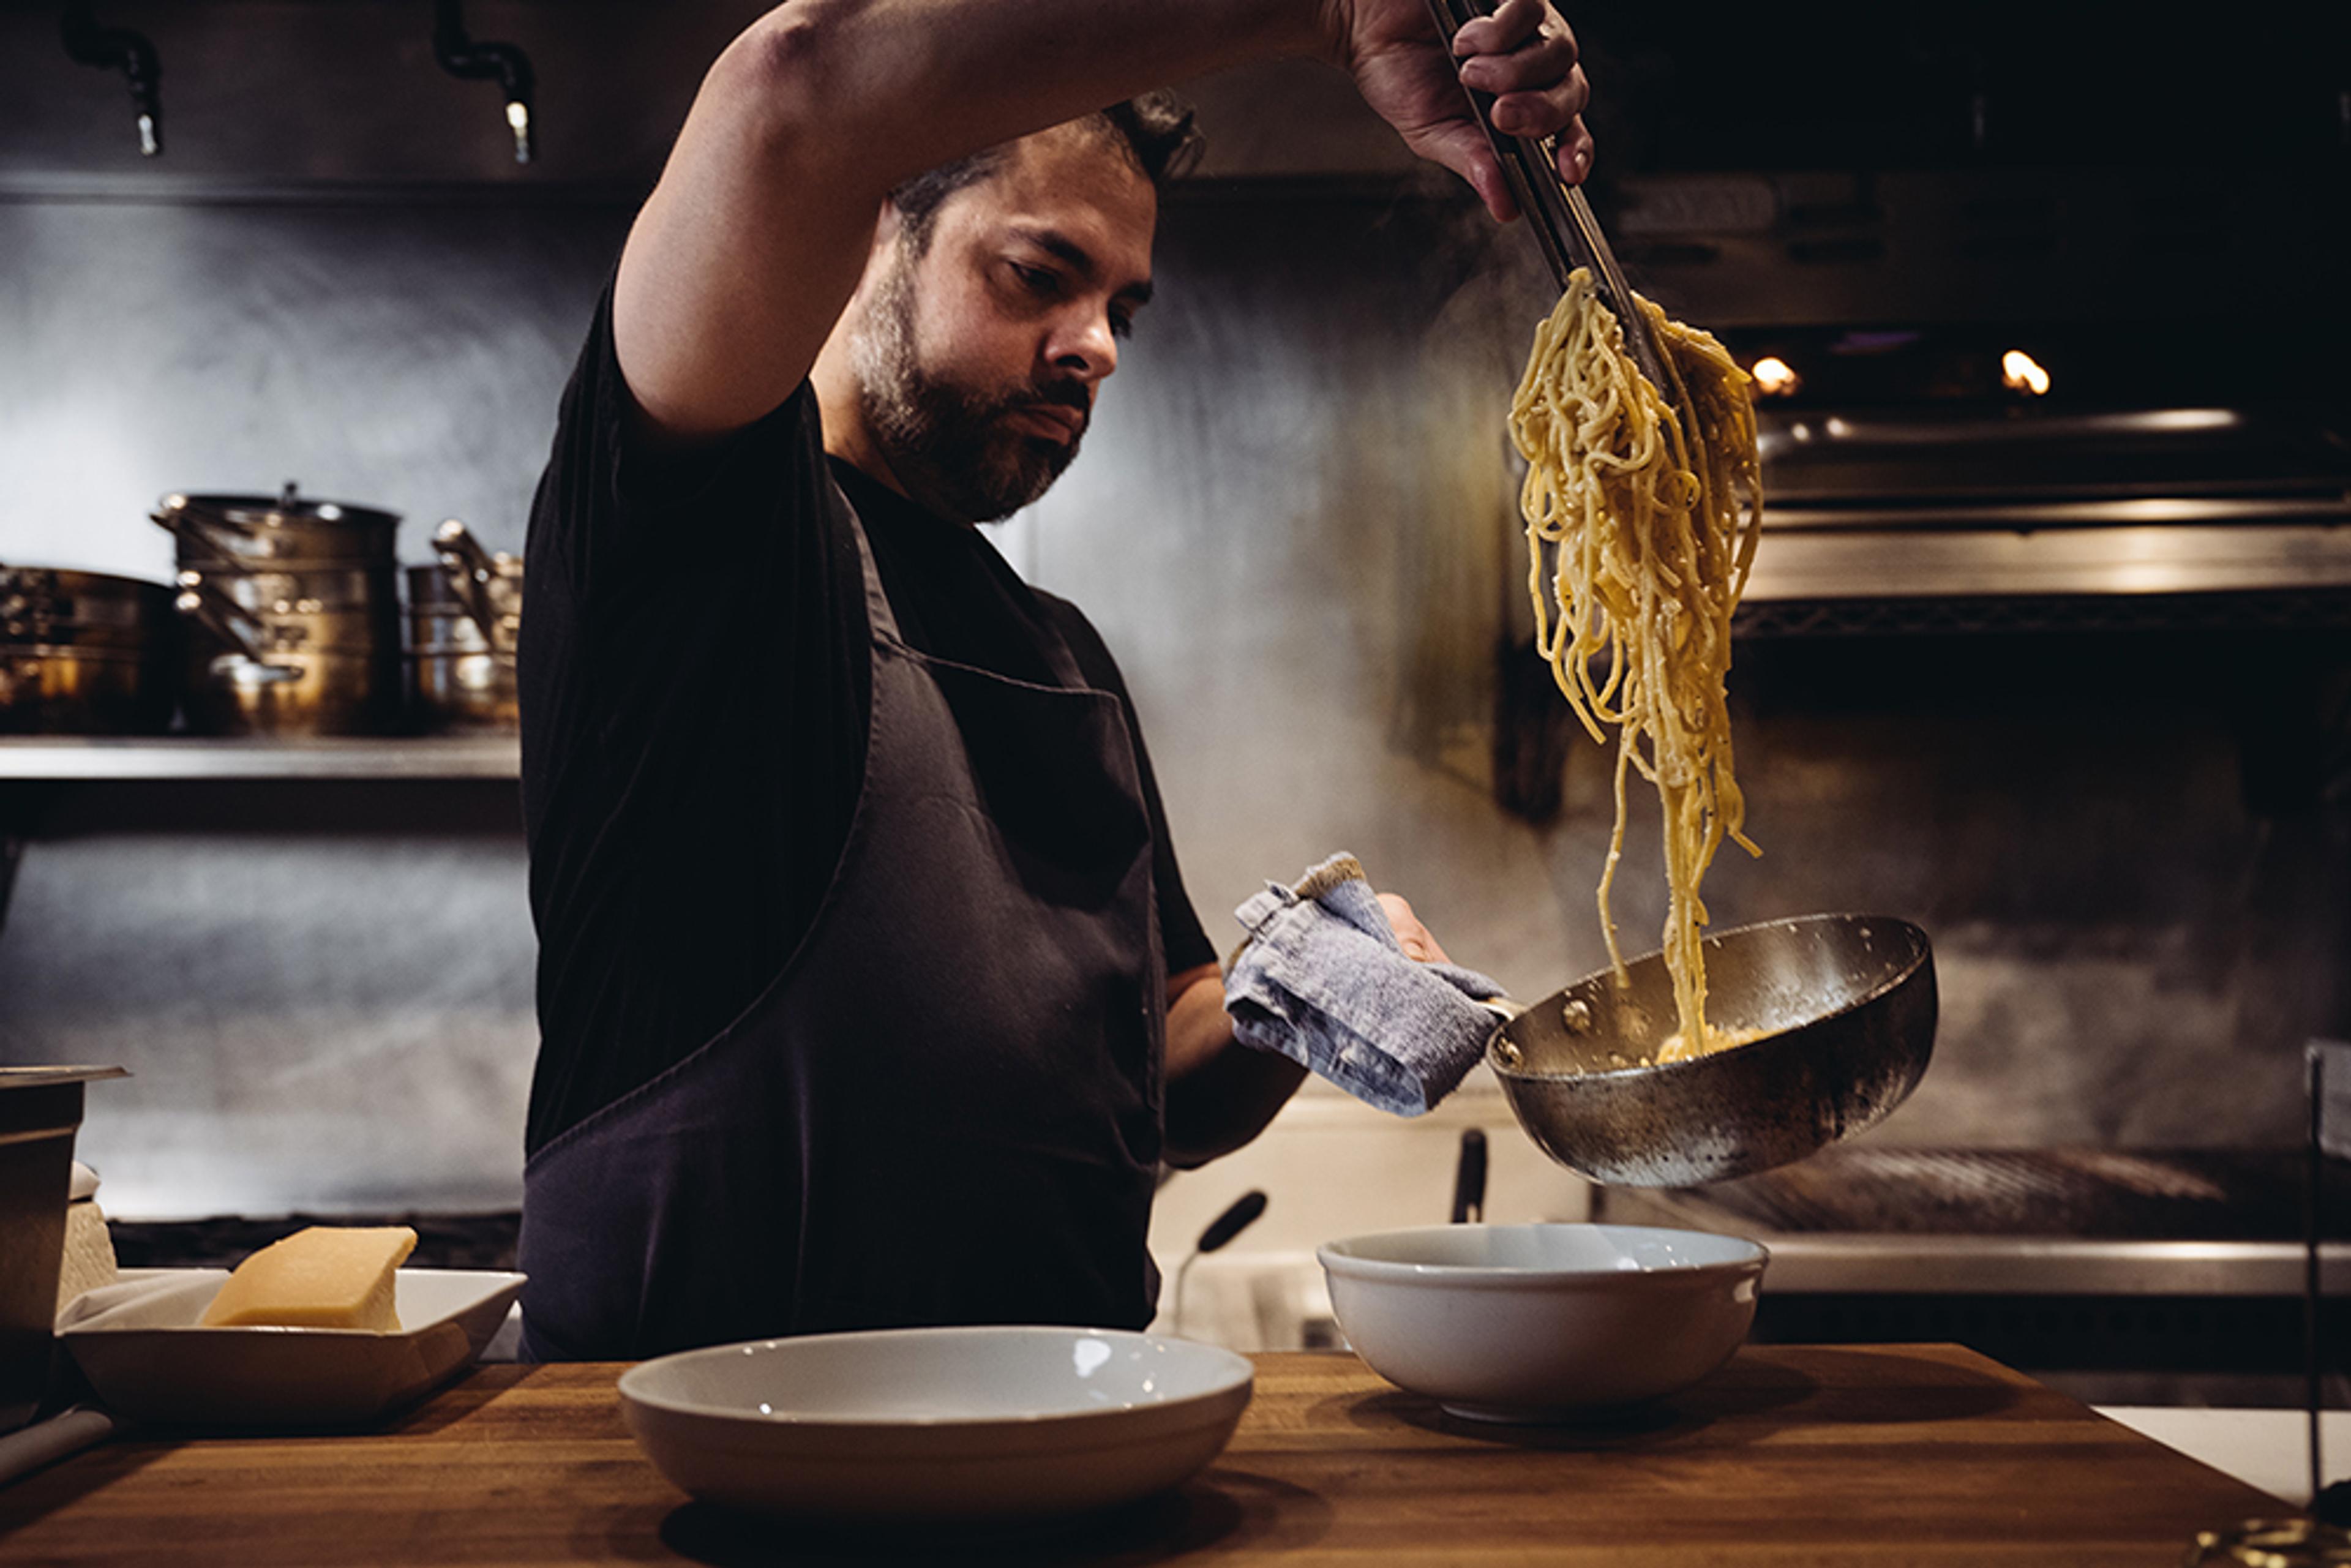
[153,485,404,736]
[172,569,403,737]
[1490,914,1937,1187]
[0,1067,127,1433]
[406,520,519,733]
[0,566,180,734]
[151,484,400,569]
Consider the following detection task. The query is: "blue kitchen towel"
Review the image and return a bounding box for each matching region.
[1224,853,1507,1116]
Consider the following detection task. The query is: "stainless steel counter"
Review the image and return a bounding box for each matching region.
[1757,1234,2351,1297]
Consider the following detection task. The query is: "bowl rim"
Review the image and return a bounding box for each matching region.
[615,1324,1254,1430]
[1488,912,1932,1084]
[1316,1222,1769,1287]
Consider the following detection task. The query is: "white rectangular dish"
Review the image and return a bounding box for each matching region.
[58,1267,525,1427]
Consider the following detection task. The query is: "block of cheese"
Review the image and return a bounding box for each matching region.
[54,1161,119,1314]
[199,1226,418,1331]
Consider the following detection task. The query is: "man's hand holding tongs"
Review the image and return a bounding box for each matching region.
[1324,0,1594,222]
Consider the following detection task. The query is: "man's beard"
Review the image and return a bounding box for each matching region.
[850,255,1088,523]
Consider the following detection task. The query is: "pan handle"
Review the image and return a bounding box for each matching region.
[1450,1129,1488,1223]
[1477,994,1530,1070]
[153,482,320,552]
[433,519,520,654]
[432,519,504,639]
[173,570,296,678]
[150,493,244,568]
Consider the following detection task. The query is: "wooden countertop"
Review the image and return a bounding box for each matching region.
[0,1345,2287,1565]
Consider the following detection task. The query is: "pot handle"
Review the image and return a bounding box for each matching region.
[150,493,193,538]
[173,570,295,677]
[150,492,243,566]
[432,518,507,642]
[153,481,315,548]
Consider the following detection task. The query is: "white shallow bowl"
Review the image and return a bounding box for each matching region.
[1318,1223,1767,1422]
[58,1267,526,1427]
[618,1325,1252,1525]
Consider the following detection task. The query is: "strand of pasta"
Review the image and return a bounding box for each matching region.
[1509,269,1763,1061]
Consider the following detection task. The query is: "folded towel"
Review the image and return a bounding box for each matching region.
[0,1406,119,1489]
[1224,853,1507,1116]
[57,1271,230,1334]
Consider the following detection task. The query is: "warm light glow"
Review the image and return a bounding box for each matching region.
[2001,348,2051,397]
[1749,355,1800,397]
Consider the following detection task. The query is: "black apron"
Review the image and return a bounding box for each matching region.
[517,497,1166,1360]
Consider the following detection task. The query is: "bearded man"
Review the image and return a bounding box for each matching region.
[514,0,1593,1361]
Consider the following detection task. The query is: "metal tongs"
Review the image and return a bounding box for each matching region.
[1424,0,1674,397]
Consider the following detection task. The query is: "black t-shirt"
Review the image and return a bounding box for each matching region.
[518,286,1213,1156]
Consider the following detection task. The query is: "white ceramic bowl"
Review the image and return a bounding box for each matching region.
[1318,1223,1767,1422]
[617,1325,1252,1525]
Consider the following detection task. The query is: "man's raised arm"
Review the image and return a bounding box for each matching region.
[611,0,1592,448]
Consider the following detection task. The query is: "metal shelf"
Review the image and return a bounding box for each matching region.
[0,736,519,781]
[1733,585,2351,639]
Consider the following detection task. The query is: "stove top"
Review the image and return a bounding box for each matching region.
[1600,1147,2351,1242]
[1597,1149,2351,1398]
[1594,1147,2351,1299]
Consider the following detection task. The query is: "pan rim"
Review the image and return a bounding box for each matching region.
[1489,912,1933,1084]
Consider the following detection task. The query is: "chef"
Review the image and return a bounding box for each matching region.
[514,0,1593,1360]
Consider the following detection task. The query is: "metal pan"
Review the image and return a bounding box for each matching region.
[1487,914,1936,1187]
[0,565,181,734]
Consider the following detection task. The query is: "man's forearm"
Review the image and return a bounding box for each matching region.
[740,0,1319,195]
[1162,965,1305,1166]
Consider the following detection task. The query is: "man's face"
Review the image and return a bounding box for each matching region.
[850,124,1158,523]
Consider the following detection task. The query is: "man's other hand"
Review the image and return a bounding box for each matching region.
[1376,891,1455,966]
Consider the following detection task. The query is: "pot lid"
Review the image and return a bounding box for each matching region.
[159,481,400,533]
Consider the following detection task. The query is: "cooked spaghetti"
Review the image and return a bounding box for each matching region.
[1509,268,1763,1064]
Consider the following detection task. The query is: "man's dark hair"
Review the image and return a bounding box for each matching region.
[887,91,1204,253]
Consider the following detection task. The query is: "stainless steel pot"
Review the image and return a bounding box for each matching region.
[173,569,402,737]
[405,519,519,733]
[1488,914,1937,1187]
[151,482,401,568]
[0,565,179,734]
[153,484,404,737]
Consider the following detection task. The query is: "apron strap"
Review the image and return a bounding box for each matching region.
[838,481,1090,692]
[839,488,904,647]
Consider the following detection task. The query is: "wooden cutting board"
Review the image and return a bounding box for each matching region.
[0,1344,2285,1564]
